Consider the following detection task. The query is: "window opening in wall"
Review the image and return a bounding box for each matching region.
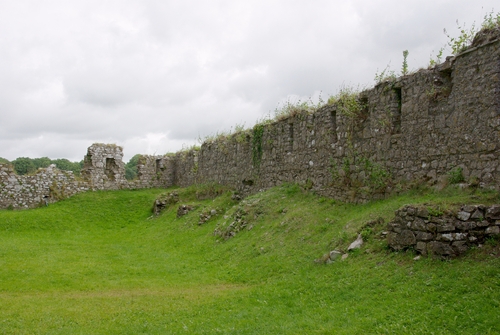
[392,88,402,134]
[359,97,369,120]
[105,158,116,181]
[155,159,161,174]
[288,123,294,151]
[330,108,337,142]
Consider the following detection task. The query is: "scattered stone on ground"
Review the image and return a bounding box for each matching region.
[314,250,345,264]
[153,192,179,216]
[348,234,364,251]
[213,207,248,239]
[199,208,218,225]
[177,204,195,218]
[231,192,242,201]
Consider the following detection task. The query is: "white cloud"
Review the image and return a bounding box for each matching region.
[0,0,498,162]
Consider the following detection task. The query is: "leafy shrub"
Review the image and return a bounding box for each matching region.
[447,167,465,184]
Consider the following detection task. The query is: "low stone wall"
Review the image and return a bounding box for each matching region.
[387,204,500,257]
[0,164,88,209]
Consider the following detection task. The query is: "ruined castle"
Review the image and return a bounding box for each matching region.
[1,29,499,209]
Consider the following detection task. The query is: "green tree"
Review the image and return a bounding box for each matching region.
[51,158,82,175]
[0,157,10,164]
[33,157,51,170]
[12,157,36,175]
[125,154,141,180]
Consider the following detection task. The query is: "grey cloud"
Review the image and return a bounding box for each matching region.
[0,0,498,161]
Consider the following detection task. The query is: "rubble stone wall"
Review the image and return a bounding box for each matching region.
[387,204,500,257]
[173,37,500,201]
[81,143,128,190]
[1,34,500,209]
[129,154,175,189]
[0,164,88,209]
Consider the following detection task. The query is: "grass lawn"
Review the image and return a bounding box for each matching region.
[0,184,499,334]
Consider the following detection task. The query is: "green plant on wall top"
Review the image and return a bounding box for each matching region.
[444,21,477,55]
[401,50,409,76]
[374,64,396,84]
[327,86,366,118]
[428,47,444,67]
[481,10,500,30]
[443,10,500,55]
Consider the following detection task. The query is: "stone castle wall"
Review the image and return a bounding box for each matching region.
[0,164,88,209]
[0,144,180,209]
[171,37,500,201]
[81,143,129,190]
[1,33,499,209]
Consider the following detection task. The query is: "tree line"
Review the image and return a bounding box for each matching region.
[0,155,140,180]
[0,157,84,176]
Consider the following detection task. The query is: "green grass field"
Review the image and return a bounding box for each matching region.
[0,184,499,334]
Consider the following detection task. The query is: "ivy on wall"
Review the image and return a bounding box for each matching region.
[252,124,264,168]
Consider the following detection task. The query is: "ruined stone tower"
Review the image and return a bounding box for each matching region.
[81,143,128,190]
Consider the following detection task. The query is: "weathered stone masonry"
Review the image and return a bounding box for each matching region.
[387,204,500,257]
[1,31,499,209]
[0,143,179,209]
[172,34,500,202]
[0,164,88,209]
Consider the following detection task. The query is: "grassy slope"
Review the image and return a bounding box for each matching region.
[0,185,499,334]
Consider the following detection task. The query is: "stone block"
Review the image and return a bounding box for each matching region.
[416,207,429,218]
[486,205,500,220]
[470,209,484,220]
[415,231,434,241]
[457,211,471,221]
[387,230,416,250]
[461,205,477,213]
[387,222,403,233]
[426,223,437,232]
[407,207,416,215]
[455,221,477,231]
[409,218,427,231]
[452,241,469,254]
[428,241,456,257]
[476,220,490,228]
[415,241,427,255]
[436,222,455,232]
[485,226,500,235]
[438,232,467,241]
[429,217,445,224]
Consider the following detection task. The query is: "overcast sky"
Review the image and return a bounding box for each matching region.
[0,0,497,162]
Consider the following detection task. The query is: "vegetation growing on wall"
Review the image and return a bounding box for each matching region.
[252,124,264,168]
[447,167,465,184]
[273,99,318,121]
[329,154,392,195]
[443,10,500,55]
[327,86,366,118]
